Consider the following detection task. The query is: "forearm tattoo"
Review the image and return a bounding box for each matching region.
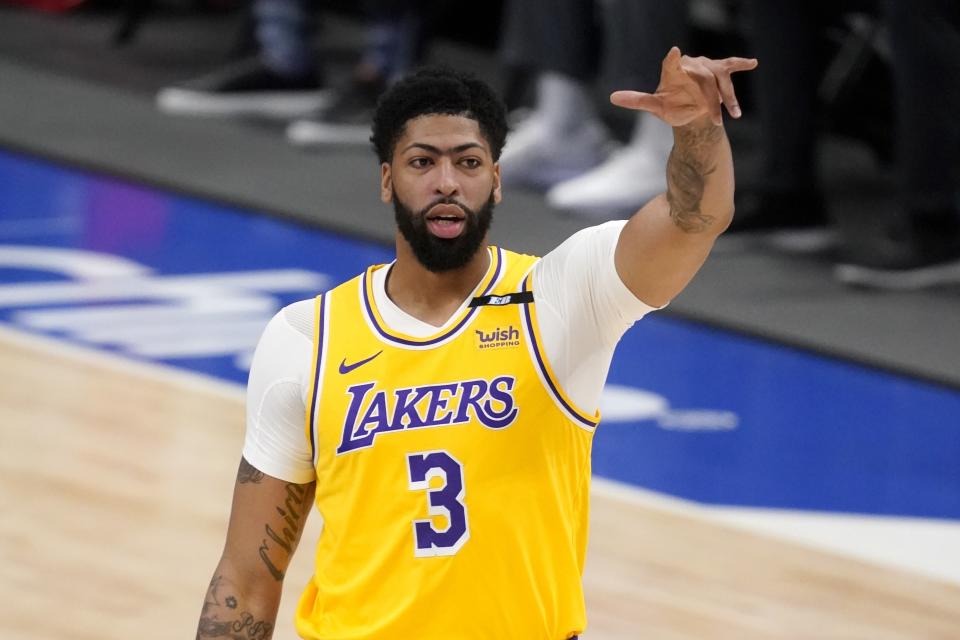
[197,575,274,640]
[258,483,311,581]
[666,123,724,232]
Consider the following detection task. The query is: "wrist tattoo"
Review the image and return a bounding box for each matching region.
[197,612,273,640]
[197,575,274,640]
[666,123,723,232]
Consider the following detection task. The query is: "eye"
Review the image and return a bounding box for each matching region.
[409,157,432,169]
[460,157,482,169]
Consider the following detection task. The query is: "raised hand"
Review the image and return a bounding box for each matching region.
[610,47,758,127]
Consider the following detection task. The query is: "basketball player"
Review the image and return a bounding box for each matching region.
[195,47,757,639]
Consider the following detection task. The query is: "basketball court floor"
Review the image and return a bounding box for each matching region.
[0,6,959,639]
[1,148,959,639]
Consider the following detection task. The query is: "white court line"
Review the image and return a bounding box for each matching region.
[3,323,958,586]
[593,477,960,587]
[0,323,244,401]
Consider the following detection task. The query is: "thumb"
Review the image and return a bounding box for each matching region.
[610,90,662,116]
[663,46,683,74]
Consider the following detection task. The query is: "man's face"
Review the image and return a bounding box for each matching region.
[381,114,502,272]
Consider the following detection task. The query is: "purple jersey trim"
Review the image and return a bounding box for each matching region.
[521,275,599,429]
[362,247,504,347]
[307,293,326,465]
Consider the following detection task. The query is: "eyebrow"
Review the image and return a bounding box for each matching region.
[401,142,485,155]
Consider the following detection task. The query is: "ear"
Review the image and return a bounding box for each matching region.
[492,162,502,205]
[380,162,393,203]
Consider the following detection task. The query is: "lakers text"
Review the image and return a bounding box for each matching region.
[337,376,519,454]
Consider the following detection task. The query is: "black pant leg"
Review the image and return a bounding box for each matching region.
[601,0,688,91]
[885,0,960,211]
[499,0,600,81]
[741,0,820,192]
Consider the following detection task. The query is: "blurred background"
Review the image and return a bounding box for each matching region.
[0,0,958,638]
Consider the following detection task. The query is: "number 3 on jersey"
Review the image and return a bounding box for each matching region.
[407,451,470,557]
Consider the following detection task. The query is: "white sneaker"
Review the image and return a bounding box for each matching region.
[498,114,611,191]
[285,75,385,147]
[834,256,960,290]
[546,144,668,218]
[286,119,372,146]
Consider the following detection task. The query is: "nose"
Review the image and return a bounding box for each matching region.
[434,158,460,197]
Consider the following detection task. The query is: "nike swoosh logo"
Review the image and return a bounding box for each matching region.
[338,350,383,375]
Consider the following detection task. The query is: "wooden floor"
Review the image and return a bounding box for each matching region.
[1,328,958,640]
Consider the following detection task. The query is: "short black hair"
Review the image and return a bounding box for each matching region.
[370,66,508,164]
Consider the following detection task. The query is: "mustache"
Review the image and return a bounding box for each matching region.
[418,197,471,217]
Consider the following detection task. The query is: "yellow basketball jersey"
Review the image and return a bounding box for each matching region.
[295,247,600,640]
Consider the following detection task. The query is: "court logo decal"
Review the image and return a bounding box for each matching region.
[0,245,328,370]
[600,384,739,431]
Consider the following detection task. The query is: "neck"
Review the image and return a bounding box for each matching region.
[386,235,491,327]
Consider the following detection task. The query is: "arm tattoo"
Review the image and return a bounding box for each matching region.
[237,458,264,484]
[197,612,274,640]
[258,483,311,581]
[665,124,724,232]
[197,575,274,640]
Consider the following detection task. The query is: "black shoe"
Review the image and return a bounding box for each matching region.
[729,189,829,232]
[721,189,836,253]
[156,58,330,119]
[834,208,960,290]
[286,73,387,147]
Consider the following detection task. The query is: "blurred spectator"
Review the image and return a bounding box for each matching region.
[157,0,427,146]
[156,0,328,119]
[287,0,427,146]
[731,1,828,237]
[835,0,960,288]
[498,0,688,218]
[736,0,960,289]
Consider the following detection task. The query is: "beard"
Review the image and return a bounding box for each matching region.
[393,189,495,273]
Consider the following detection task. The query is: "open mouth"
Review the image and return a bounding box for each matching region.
[425,203,467,239]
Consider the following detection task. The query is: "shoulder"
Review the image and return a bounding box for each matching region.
[326,266,382,297]
[247,299,318,413]
[496,247,541,291]
[264,298,316,343]
[531,221,627,296]
[532,221,658,326]
[539,221,627,271]
[250,299,318,376]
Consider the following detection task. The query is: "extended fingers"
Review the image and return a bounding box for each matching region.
[715,71,741,118]
[716,57,756,118]
[684,61,724,125]
[662,46,683,75]
[693,56,758,121]
[620,50,757,125]
[610,90,662,117]
[724,57,759,74]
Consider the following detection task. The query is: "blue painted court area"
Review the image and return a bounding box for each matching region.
[1,148,958,520]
